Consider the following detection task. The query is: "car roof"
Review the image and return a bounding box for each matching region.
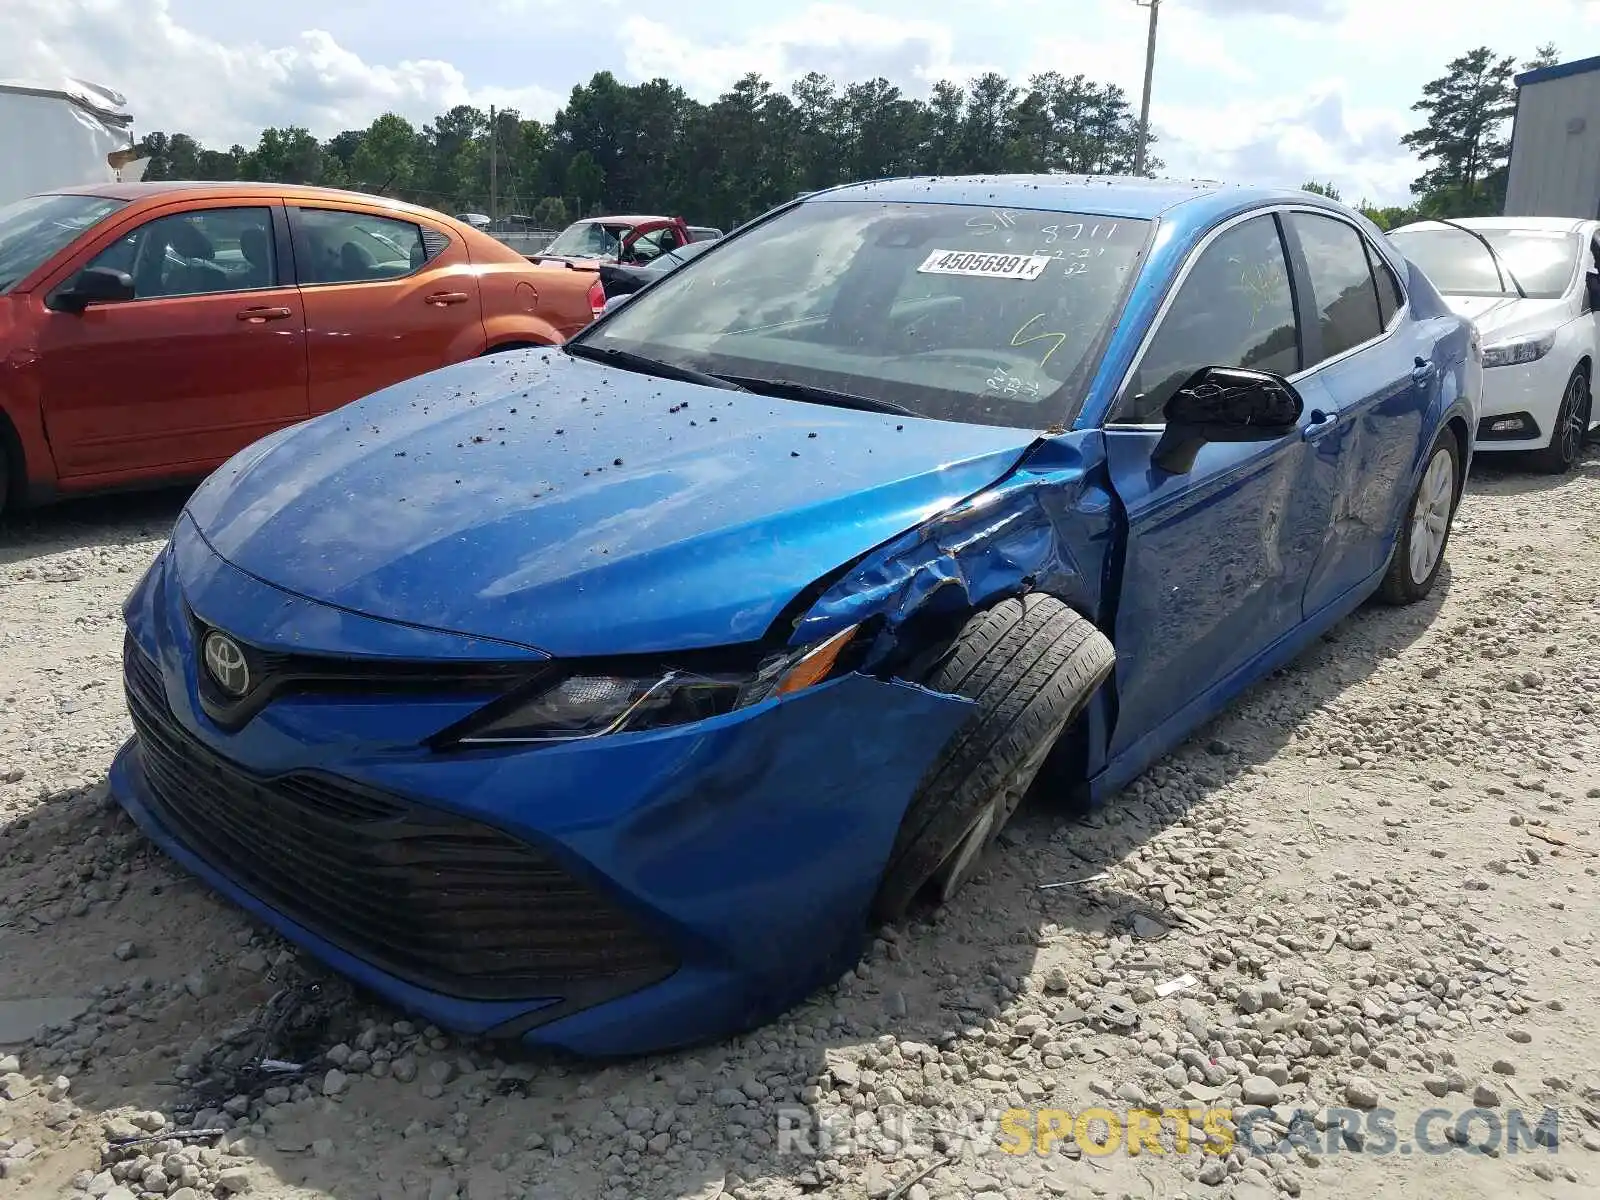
[45,180,460,223]
[1392,216,1592,235]
[575,215,673,225]
[801,174,1331,222]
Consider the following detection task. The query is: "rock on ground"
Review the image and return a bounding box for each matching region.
[2,460,1600,1200]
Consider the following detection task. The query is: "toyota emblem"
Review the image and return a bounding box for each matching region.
[203,631,251,697]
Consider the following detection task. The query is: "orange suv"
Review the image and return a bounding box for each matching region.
[0,182,601,513]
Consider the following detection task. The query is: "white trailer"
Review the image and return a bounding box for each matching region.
[0,78,146,207]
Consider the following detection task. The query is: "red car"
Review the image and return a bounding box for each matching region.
[0,182,601,514]
[530,215,714,268]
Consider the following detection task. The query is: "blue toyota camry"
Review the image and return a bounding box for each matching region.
[112,176,1480,1056]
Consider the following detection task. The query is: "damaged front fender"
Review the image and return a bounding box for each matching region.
[790,431,1116,651]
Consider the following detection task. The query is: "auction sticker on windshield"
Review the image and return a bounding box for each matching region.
[918,250,1052,280]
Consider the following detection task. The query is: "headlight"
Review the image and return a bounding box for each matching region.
[442,625,861,745]
[1482,332,1555,368]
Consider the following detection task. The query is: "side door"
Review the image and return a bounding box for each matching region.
[35,200,309,480]
[1102,210,1331,761]
[288,204,484,414]
[1286,209,1433,614]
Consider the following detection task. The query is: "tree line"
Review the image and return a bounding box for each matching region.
[135,69,1158,232]
[135,42,1566,235]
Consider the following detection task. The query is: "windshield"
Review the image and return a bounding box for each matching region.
[0,193,127,293]
[544,221,630,259]
[1389,226,1581,299]
[578,200,1151,430]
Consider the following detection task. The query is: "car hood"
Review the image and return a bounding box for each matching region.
[1443,293,1570,341]
[184,351,1042,658]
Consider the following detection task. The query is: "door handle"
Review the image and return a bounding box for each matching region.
[1301,408,1338,442]
[1412,355,1436,384]
[237,306,293,322]
[425,291,470,306]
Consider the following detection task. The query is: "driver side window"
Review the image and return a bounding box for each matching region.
[1116,213,1300,424]
[86,206,279,299]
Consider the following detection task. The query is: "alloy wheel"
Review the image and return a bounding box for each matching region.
[1407,446,1455,587]
[1558,375,1587,466]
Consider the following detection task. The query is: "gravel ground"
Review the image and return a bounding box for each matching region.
[2,449,1599,1200]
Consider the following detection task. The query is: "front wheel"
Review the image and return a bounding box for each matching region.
[1527,369,1589,474]
[1377,428,1460,606]
[870,595,1115,921]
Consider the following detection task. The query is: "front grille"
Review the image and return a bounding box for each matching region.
[122,635,677,1002]
[183,604,538,732]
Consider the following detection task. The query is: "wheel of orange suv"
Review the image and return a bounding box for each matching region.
[871,595,1116,921]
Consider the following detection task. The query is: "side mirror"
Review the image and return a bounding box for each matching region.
[1585,271,1600,312]
[1152,366,1304,474]
[52,266,135,314]
[601,293,632,316]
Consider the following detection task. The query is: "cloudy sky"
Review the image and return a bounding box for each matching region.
[5,0,1598,206]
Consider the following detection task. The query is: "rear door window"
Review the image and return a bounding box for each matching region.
[1368,242,1403,328]
[294,209,427,284]
[1289,212,1385,365]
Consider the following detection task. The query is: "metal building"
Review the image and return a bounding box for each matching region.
[1504,54,1600,218]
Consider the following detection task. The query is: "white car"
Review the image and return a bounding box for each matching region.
[1388,216,1600,473]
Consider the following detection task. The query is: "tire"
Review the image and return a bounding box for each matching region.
[870,595,1115,921]
[1527,369,1589,474]
[1377,427,1460,606]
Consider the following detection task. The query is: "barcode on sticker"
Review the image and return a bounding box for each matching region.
[917,249,1052,280]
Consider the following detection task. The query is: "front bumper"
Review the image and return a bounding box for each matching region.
[1473,350,1571,452]
[111,519,974,1056]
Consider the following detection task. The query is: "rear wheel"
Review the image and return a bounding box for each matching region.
[1377,427,1459,606]
[871,595,1115,921]
[1527,369,1589,474]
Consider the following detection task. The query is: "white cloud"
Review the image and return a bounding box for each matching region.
[0,0,562,146]
[619,5,964,98]
[1156,85,1414,203]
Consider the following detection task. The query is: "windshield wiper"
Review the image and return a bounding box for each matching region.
[1433,217,1528,299]
[563,343,746,391]
[721,375,916,417]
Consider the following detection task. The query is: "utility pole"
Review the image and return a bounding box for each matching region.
[488,104,498,225]
[1134,0,1160,176]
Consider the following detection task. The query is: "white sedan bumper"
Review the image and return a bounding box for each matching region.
[1473,349,1574,452]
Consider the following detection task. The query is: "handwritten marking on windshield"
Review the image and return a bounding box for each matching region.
[965,210,1019,237]
[985,366,1042,398]
[1010,313,1069,367]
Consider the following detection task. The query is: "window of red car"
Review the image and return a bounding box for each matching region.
[0,192,127,293]
[294,208,434,285]
[85,207,280,298]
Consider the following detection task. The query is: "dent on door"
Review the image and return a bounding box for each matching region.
[1101,418,1327,763]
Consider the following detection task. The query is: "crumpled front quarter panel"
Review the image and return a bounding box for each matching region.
[792,432,1114,645]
